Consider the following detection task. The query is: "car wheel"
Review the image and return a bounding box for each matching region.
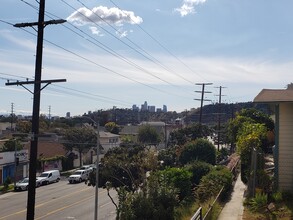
[79,178,82,183]
[56,178,60,182]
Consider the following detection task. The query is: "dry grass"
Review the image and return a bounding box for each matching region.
[243,203,293,220]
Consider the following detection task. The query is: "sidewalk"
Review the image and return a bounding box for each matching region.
[218,174,246,220]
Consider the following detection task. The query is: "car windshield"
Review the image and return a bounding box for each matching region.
[19,178,29,183]
[39,173,48,177]
[74,171,82,175]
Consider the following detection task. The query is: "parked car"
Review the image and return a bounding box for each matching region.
[79,165,94,171]
[37,170,60,185]
[14,177,41,191]
[68,170,89,184]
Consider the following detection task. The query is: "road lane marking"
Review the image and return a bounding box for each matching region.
[0,187,106,220]
[35,195,94,219]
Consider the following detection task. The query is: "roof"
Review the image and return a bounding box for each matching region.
[254,88,293,103]
[24,141,67,159]
[99,131,120,138]
[140,121,166,126]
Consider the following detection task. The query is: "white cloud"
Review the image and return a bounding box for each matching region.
[89,26,104,36]
[67,6,143,26]
[175,0,207,17]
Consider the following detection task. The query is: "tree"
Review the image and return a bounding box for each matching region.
[16,120,31,133]
[228,108,275,152]
[62,127,96,167]
[169,123,212,146]
[1,139,23,152]
[179,138,216,165]
[137,125,161,148]
[96,145,149,191]
[117,172,178,220]
[238,108,274,131]
[236,122,267,184]
[105,122,120,134]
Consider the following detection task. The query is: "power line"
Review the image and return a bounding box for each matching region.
[109,0,204,84]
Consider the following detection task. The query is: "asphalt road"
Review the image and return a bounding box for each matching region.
[0,179,117,220]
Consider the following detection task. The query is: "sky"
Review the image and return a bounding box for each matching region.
[0,0,293,117]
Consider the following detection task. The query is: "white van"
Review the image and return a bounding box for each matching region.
[37,170,61,185]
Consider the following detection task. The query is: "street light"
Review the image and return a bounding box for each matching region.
[81,116,100,220]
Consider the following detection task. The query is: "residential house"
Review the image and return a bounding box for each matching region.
[24,133,68,173]
[254,83,293,192]
[99,131,120,153]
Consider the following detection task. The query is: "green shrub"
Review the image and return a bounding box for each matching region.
[185,161,213,186]
[179,139,216,165]
[195,166,233,202]
[158,167,192,201]
[3,176,12,191]
[249,192,267,212]
[271,191,282,203]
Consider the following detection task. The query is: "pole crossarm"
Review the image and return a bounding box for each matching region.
[6,79,66,86]
[13,19,66,28]
[6,79,66,94]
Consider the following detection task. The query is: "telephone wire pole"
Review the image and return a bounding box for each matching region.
[6,1,66,219]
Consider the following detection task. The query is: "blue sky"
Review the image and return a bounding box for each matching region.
[0,0,292,117]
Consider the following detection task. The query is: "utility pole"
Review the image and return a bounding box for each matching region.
[10,102,14,131]
[194,83,213,125]
[215,86,226,151]
[5,1,66,219]
[48,105,51,121]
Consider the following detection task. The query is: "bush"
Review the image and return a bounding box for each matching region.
[3,176,12,191]
[158,167,192,201]
[179,139,216,165]
[185,161,213,186]
[249,192,268,212]
[195,166,233,202]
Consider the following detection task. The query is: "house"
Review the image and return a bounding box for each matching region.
[99,131,120,153]
[254,83,293,192]
[25,141,67,173]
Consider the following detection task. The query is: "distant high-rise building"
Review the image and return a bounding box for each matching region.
[141,101,148,111]
[163,105,167,112]
[148,106,156,112]
[132,104,139,111]
[157,108,162,112]
[66,112,70,118]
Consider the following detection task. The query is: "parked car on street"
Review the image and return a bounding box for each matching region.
[79,165,94,171]
[37,170,61,185]
[68,170,89,183]
[14,177,41,191]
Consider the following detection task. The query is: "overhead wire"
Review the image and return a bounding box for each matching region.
[62,0,195,96]
[0,72,130,106]
[19,0,195,99]
[109,0,206,84]
[0,10,192,106]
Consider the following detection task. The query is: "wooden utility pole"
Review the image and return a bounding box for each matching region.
[215,86,226,151]
[6,1,66,219]
[194,83,213,125]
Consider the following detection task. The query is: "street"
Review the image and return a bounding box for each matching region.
[0,179,117,220]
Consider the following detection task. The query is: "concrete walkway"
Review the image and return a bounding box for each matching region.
[218,174,246,220]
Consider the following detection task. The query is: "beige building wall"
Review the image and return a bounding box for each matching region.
[278,103,293,191]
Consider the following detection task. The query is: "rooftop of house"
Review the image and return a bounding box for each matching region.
[254,83,293,103]
[24,141,67,159]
